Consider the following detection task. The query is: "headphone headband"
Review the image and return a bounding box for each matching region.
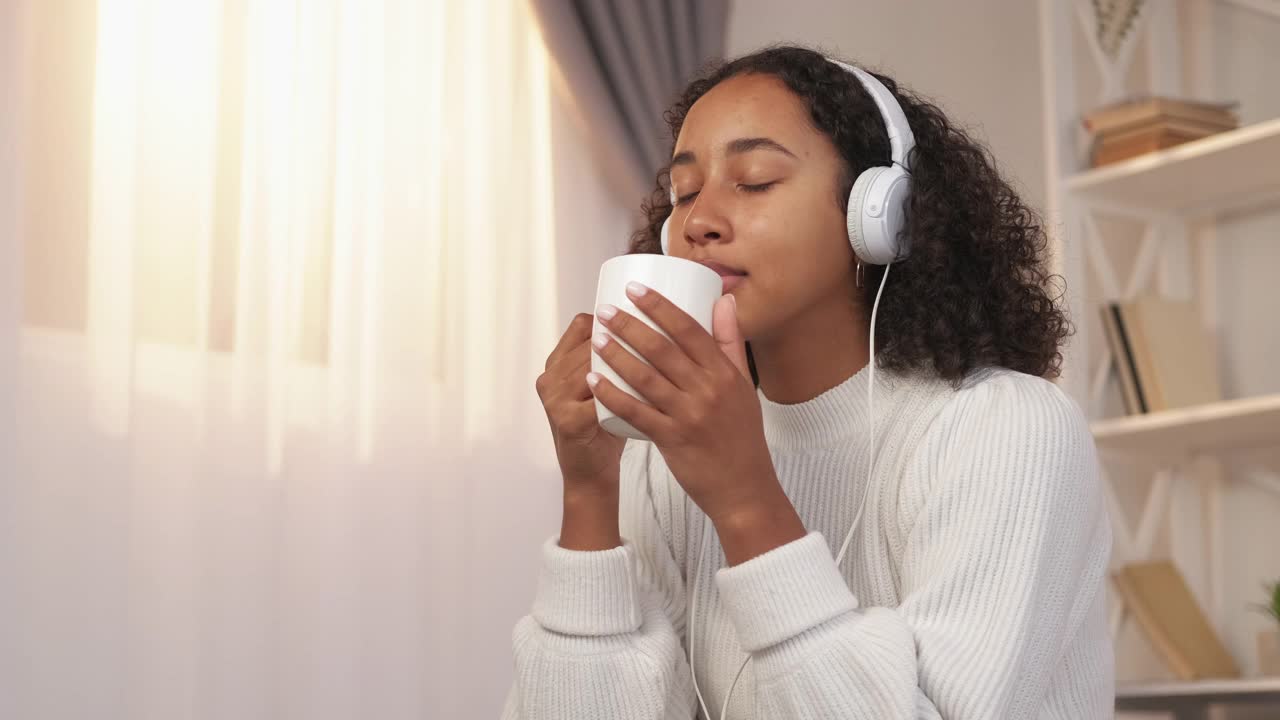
[825,58,915,171]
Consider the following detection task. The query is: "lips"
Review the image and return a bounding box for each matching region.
[691,259,747,292]
[696,260,747,278]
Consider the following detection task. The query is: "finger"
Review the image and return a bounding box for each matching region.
[538,342,590,409]
[586,372,672,442]
[546,336,589,381]
[590,332,680,414]
[596,303,702,392]
[546,313,594,371]
[545,349,593,405]
[557,396,603,437]
[621,283,723,371]
[568,353,593,400]
[713,294,751,381]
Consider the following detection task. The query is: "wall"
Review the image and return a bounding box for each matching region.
[727,0,1048,211]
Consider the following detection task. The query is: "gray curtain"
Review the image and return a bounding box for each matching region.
[530,0,731,205]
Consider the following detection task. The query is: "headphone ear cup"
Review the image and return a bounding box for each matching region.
[847,165,911,265]
[846,168,879,264]
[660,215,671,255]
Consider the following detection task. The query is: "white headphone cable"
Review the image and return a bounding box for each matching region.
[689,515,712,719]
[835,260,890,569]
[707,261,892,719]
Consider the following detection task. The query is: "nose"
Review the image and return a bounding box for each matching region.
[679,190,730,247]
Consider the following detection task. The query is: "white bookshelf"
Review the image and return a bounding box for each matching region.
[1091,392,1280,458]
[1039,1,1280,716]
[1118,677,1280,702]
[1067,116,1280,216]
[1116,678,1280,719]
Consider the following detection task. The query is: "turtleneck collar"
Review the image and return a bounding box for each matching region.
[757,362,898,451]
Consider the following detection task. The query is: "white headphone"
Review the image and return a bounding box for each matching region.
[675,57,915,720]
[660,59,915,266]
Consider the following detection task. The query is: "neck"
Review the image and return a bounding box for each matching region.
[750,286,870,405]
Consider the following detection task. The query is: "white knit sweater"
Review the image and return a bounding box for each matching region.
[502,364,1114,719]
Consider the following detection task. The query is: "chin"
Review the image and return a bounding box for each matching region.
[730,305,757,341]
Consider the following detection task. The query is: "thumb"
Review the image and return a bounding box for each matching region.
[712,294,750,381]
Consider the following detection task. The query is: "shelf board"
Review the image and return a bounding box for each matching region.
[1090,392,1280,457]
[1116,677,1280,711]
[1067,117,1280,216]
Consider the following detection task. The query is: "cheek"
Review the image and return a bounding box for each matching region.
[754,189,851,270]
[734,192,853,328]
[757,233,853,298]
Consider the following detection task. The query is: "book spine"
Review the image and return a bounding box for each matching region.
[1092,131,1208,167]
[1110,304,1149,413]
[1100,304,1141,415]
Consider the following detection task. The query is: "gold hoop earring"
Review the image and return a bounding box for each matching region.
[855,259,865,289]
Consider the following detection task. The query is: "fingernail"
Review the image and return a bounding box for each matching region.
[625,281,648,297]
[727,294,737,311]
[586,372,601,388]
[596,303,617,321]
[591,333,609,350]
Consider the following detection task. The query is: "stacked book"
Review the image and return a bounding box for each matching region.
[1084,96,1239,167]
[1100,295,1222,415]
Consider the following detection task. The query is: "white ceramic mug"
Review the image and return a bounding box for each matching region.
[592,254,723,441]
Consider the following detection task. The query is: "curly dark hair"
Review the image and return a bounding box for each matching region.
[628,45,1073,389]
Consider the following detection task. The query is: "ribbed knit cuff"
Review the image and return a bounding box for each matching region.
[715,531,859,653]
[530,534,643,636]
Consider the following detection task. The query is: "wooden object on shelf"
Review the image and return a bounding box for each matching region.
[1099,296,1222,416]
[1085,96,1238,168]
[1262,631,1280,676]
[1117,296,1222,413]
[1083,96,1238,135]
[1100,303,1147,414]
[1112,561,1241,681]
[1092,125,1228,167]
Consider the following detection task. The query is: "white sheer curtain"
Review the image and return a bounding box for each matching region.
[1,1,569,717]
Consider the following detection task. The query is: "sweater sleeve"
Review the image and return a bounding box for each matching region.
[712,373,1114,719]
[502,440,698,720]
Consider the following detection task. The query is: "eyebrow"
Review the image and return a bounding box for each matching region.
[670,137,798,167]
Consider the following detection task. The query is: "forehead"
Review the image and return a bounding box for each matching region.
[675,73,817,158]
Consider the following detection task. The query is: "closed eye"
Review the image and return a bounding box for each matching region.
[674,181,777,206]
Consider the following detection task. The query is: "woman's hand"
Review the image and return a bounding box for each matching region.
[587,282,780,525]
[536,312,627,497]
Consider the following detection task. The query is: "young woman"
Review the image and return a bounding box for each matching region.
[506,45,1113,719]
